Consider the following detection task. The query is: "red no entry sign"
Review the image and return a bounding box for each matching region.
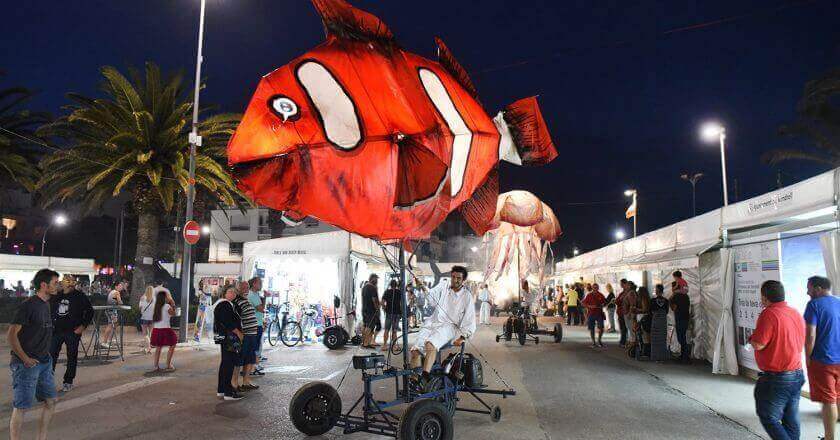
[183,220,201,245]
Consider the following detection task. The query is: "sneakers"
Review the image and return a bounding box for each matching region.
[224,392,245,401]
[60,383,73,393]
[240,383,260,391]
[216,392,224,398]
[598,343,606,348]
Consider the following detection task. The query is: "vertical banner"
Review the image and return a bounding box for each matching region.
[733,241,781,371]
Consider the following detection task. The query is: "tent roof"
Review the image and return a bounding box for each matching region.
[0,254,96,275]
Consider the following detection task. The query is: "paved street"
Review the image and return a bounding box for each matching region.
[0,318,825,439]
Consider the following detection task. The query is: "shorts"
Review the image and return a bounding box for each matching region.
[10,356,57,409]
[140,319,154,326]
[239,334,259,366]
[411,324,458,354]
[363,313,381,332]
[807,359,839,403]
[383,314,402,332]
[150,328,178,347]
[587,315,605,331]
[106,310,119,324]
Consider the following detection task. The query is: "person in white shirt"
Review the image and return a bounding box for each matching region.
[477,284,491,325]
[410,266,476,376]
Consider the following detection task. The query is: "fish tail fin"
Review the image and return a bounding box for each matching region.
[494,96,558,166]
[458,167,499,236]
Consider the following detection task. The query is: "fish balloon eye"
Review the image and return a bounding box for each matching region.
[269,96,299,122]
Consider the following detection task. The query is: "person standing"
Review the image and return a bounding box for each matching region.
[100,280,126,349]
[50,274,93,393]
[381,280,403,352]
[213,285,244,401]
[803,276,839,440]
[649,284,670,362]
[581,283,607,347]
[247,277,266,376]
[138,285,155,354]
[749,280,806,440]
[8,269,60,440]
[605,283,617,333]
[150,289,177,372]
[621,282,638,347]
[616,279,629,346]
[477,284,492,325]
[670,275,692,363]
[361,274,381,348]
[566,286,580,326]
[634,286,652,358]
[232,281,260,391]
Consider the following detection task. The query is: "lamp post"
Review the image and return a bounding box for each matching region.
[41,214,67,256]
[624,189,637,237]
[179,0,207,342]
[680,172,704,217]
[701,122,729,206]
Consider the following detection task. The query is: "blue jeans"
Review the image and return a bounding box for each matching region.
[10,355,57,409]
[754,370,805,440]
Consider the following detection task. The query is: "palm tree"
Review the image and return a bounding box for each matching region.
[0,73,49,196]
[762,68,840,166]
[37,62,242,299]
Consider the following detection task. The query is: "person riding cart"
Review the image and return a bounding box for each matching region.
[410,266,476,380]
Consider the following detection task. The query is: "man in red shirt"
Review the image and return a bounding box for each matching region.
[749,280,806,440]
[582,283,607,348]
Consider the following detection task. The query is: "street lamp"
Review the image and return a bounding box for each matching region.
[680,172,704,217]
[614,229,626,241]
[41,214,67,256]
[701,122,729,206]
[572,248,579,256]
[201,225,211,235]
[624,189,637,237]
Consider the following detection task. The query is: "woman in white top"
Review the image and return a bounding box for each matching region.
[150,289,177,372]
[138,285,156,354]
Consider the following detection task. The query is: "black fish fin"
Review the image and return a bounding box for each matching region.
[458,167,499,236]
[435,37,479,101]
[499,96,558,166]
[311,0,395,46]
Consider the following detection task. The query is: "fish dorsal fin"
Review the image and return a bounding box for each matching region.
[311,0,395,45]
[435,37,479,100]
[459,167,499,236]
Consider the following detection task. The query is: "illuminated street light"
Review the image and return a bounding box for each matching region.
[201,225,211,235]
[700,121,729,206]
[573,248,579,256]
[615,229,626,241]
[41,214,68,256]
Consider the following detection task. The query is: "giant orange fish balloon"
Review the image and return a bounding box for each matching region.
[228,0,558,241]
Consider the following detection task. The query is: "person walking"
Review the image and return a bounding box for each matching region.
[749,280,805,440]
[477,283,492,325]
[582,283,607,347]
[232,281,260,391]
[214,285,245,401]
[566,286,580,326]
[381,280,403,352]
[616,279,629,346]
[247,277,266,376]
[605,283,617,333]
[50,274,93,393]
[803,276,840,440]
[8,269,60,440]
[150,289,177,373]
[361,274,381,348]
[138,285,155,354]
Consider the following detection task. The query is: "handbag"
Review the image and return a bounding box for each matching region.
[135,300,152,331]
[213,300,242,353]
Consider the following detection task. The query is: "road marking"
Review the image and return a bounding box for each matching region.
[2,376,174,425]
[261,365,310,374]
[297,369,344,381]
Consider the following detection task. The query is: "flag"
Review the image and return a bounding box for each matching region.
[625,199,636,219]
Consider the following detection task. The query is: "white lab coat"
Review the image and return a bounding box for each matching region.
[412,281,476,353]
[478,289,491,325]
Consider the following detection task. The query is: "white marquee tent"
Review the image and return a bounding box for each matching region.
[557,168,840,375]
[0,255,96,294]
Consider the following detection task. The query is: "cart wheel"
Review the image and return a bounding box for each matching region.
[397,399,454,440]
[503,319,513,341]
[490,405,502,423]
[289,381,341,436]
[517,329,526,346]
[322,327,343,350]
[553,323,563,343]
[495,335,500,343]
[423,376,456,417]
[534,337,540,345]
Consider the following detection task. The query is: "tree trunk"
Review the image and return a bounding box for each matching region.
[131,211,159,303]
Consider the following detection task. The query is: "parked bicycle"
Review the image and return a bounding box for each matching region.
[267,301,303,347]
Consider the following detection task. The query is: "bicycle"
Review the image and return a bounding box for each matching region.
[267,301,303,347]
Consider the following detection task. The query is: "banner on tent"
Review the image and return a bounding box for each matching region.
[733,242,781,371]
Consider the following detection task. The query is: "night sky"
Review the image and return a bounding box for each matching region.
[4,0,839,257]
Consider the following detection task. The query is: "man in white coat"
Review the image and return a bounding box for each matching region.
[410,266,476,377]
[478,284,492,325]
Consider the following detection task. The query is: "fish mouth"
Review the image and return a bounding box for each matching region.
[394,137,449,208]
[230,154,300,209]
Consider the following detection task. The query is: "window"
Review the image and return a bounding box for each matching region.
[229,242,244,256]
[229,214,250,231]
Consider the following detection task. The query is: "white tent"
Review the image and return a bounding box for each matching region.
[0,254,96,294]
[557,168,840,375]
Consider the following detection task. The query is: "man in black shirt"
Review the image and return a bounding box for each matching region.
[50,274,94,393]
[361,274,380,348]
[8,269,60,440]
[381,279,403,352]
[670,274,692,363]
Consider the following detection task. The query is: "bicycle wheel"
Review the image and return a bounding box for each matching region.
[267,321,280,346]
[281,321,303,347]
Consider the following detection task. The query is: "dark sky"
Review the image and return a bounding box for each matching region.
[4,0,839,257]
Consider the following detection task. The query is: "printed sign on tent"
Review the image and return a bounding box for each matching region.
[733,241,781,371]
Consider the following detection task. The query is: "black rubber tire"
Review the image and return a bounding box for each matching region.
[490,405,502,423]
[553,323,563,343]
[495,335,500,343]
[397,399,454,440]
[267,321,279,347]
[503,319,513,341]
[281,321,302,347]
[322,326,344,350]
[289,381,341,436]
[534,337,540,345]
[517,329,526,346]
[423,376,456,417]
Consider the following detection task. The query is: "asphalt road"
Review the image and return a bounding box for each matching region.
[3,318,760,439]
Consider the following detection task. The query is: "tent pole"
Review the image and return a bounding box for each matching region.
[399,243,410,389]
